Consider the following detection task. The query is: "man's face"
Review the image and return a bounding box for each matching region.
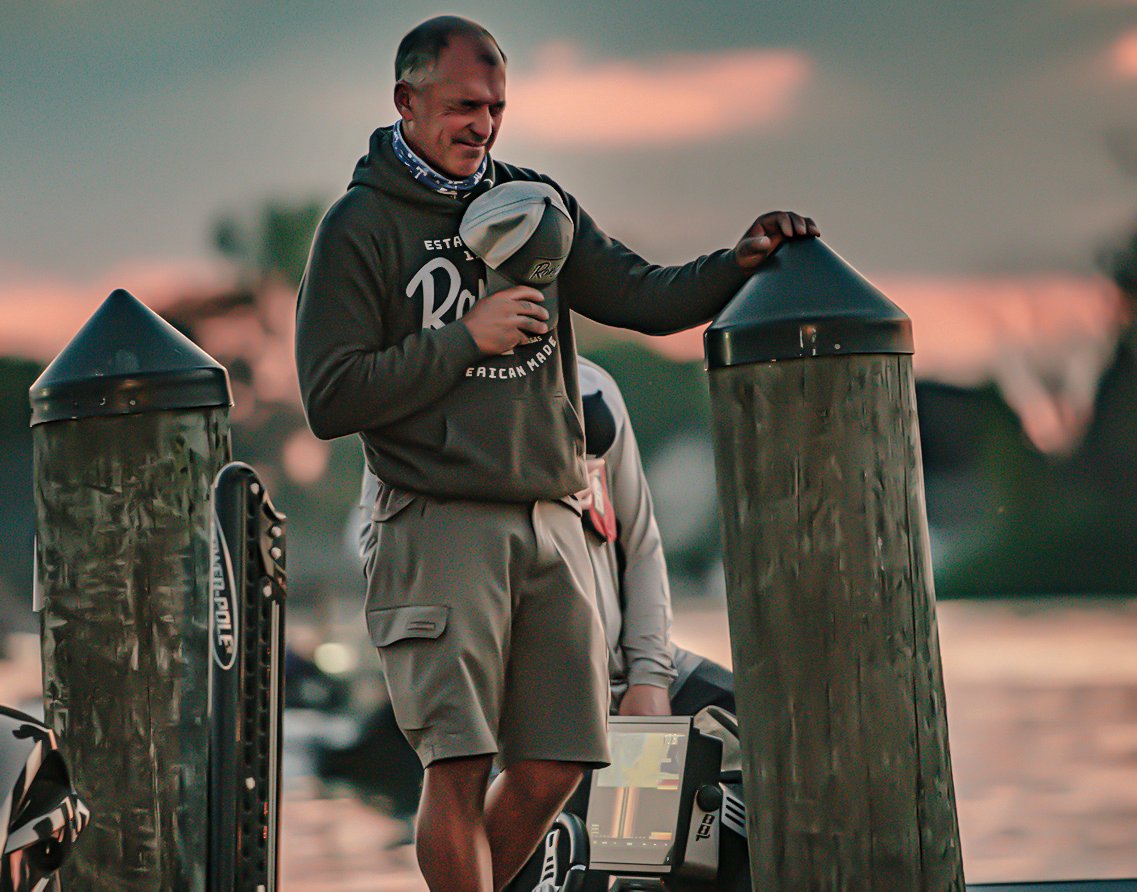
[396,34,506,180]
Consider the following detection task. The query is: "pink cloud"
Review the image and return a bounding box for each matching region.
[0,259,235,363]
[890,274,1125,455]
[282,429,330,485]
[1111,27,1137,77]
[504,43,813,149]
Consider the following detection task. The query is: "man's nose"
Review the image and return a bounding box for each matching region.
[469,107,493,141]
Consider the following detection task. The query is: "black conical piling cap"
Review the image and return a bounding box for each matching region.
[29,289,232,426]
[704,238,912,369]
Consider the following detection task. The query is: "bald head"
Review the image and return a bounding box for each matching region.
[395,15,506,86]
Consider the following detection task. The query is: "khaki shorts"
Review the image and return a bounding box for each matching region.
[364,494,611,769]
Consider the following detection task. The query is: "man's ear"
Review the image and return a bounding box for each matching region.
[394,82,413,119]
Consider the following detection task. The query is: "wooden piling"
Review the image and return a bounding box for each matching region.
[30,290,232,890]
[705,239,964,890]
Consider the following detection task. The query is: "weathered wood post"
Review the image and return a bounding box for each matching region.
[704,238,964,890]
[29,289,232,890]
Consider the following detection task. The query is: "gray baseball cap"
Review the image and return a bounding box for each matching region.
[459,182,574,307]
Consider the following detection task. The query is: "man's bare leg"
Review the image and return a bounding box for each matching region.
[417,755,495,892]
[484,759,585,891]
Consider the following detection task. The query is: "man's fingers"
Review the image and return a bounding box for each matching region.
[754,212,792,239]
[490,288,549,320]
[516,299,550,321]
[499,285,544,302]
[735,237,775,270]
[741,234,772,255]
[735,210,820,270]
[754,211,820,239]
[514,313,549,335]
[789,213,818,237]
[738,235,773,261]
[462,287,555,354]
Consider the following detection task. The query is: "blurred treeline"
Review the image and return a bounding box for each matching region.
[1,202,1136,633]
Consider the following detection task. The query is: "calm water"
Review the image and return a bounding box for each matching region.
[4,596,1135,889]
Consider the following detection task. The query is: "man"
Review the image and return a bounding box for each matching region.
[294,15,816,892]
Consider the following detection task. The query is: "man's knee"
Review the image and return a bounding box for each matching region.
[503,759,585,805]
[422,755,494,818]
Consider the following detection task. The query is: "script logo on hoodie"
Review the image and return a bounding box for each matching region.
[410,258,483,330]
[407,233,484,331]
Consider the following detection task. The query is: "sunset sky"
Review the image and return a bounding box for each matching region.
[2,1,1137,451]
[3,1,1134,276]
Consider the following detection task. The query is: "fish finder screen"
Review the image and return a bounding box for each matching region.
[586,725,688,867]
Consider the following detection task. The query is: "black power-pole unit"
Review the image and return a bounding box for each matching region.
[209,462,286,892]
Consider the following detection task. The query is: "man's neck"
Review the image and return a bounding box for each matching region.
[401,130,453,179]
[391,120,488,195]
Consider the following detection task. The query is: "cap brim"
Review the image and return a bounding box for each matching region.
[485,266,559,330]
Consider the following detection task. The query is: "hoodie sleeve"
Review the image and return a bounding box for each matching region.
[604,381,677,690]
[558,202,750,334]
[295,196,484,440]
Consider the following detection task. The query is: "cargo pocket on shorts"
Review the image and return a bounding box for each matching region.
[367,605,450,734]
[366,604,449,647]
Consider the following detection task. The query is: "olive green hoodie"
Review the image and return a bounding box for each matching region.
[295,126,748,503]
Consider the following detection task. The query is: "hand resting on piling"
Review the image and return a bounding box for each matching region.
[734,211,820,271]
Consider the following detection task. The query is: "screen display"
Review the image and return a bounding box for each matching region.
[586,724,688,867]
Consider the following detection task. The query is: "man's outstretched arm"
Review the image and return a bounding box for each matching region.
[559,204,818,335]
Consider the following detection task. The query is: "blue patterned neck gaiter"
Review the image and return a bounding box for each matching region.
[391,120,490,196]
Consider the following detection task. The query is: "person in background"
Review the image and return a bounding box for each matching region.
[542,357,734,718]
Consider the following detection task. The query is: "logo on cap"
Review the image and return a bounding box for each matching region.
[527,258,564,285]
